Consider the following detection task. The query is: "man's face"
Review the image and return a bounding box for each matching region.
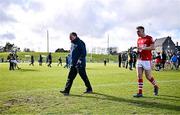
[137,29,144,37]
[69,34,76,41]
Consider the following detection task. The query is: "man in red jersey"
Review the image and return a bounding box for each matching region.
[133,26,159,97]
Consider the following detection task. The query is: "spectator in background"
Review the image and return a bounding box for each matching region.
[122,53,127,68]
[170,53,178,70]
[29,55,34,66]
[118,53,122,68]
[155,52,162,71]
[58,56,62,66]
[128,50,133,70]
[104,59,107,66]
[168,52,173,60]
[47,53,52,67]
[64,55,70,68]
[177,51,180,69]
[161,50,167,70]
[13,53,21,69]
[7,53,14,70]
[1,58,4,63]
[125,53,129,69]
[133,52,137,68]
[39,54,43,66]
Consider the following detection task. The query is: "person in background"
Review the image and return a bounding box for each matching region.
[118,53,122,68]
[39,54,43,66]
[170,53,178,70]
[155,52,162,71]
[133,52,137,68]
[161,50,167,70]
[64,55,70,68]
[1,58,4,63]
[7,52,14,70]
[13,53,21,69]
[125,53,129,69]
[104,58,107,66]
[47,53,52,67]
[177,51,180,69]
[29,55,34,66]
[57,56,62,66]
[122,53,126,68]
[128,50,133,70]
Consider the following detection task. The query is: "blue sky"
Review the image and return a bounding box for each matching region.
[0,0,180,52]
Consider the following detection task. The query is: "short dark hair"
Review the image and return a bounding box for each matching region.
[136,26,144,30]
[70,32,77,37]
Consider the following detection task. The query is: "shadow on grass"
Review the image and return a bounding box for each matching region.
[160,95,180,99]
[70,92,180,112]
[144,95,180,102]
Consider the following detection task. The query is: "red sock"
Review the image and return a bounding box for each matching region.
[148,77,158,87]
[138,79,143,94]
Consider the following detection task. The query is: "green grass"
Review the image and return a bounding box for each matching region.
[0,63,180,114]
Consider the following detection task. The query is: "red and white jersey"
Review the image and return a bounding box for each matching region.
[137,35,154,60]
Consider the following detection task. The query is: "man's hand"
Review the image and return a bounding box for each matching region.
[77,59,82,64]
[75,59,82,68]
[137,47,143,51]
[141,47,146,50]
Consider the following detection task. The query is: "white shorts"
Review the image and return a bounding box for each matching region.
[136,60,152,70]
[11,60,18,64]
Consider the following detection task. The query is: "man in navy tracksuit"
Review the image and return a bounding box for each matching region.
[60,32,93,95]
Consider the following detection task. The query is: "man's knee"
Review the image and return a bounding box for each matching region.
[145,72,152,79]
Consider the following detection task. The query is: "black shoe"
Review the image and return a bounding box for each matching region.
[60,90,69,96]
[133,93,143,98]
[154,86,159,96]
[84,90,93,94]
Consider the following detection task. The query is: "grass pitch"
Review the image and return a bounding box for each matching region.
[0,63,180,114]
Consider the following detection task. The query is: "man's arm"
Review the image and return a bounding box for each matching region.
[71,41,86,66]
[141,44,155,50]
[78,41,86,59]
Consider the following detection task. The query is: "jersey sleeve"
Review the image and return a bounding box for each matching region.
[149,36,154,44]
